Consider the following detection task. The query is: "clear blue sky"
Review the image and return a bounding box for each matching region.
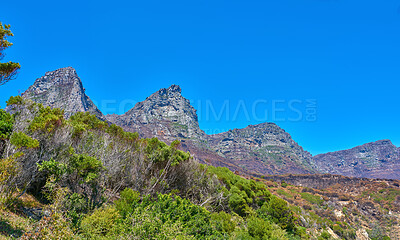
[1,0,400,155]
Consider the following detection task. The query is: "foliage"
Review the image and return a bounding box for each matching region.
[114,188,140,217]
[80,191,229,239]
[6,95,24,106]
[80,207,120,238]
[0,22,20,86]
[208,166,272,216]
[106,123,139,143]
[29,105,64,132]
[0,152,23,207]
[318,230,331,240]
[246,215,289,240]
[144,138,190,166]
[21,212,76,240]
[38,153,104,226]
[258,196,296,231]
[0,108,13,140]
[69,112,108,138]
[10,132,39,149]
[301,192,324,206]
[210,211,236,235]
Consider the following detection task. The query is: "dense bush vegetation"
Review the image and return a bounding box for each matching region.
[0,109,13,140]
[10,132,39,149]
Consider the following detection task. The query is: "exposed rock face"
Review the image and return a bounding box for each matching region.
[108,84,316,175]
[313,140,400,179]
[106,85,206,142]
[208,123,315,175]
[19,67,400,179]
[20,67,105,120]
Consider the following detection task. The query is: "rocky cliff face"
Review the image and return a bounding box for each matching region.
[208,123,315,175]
[20,67,105,120]
[313,140,400,179]
[107,83,316,175]
[106,85,206,143]
[19,67,400,179]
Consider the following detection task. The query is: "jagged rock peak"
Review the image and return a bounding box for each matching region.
[21,67,105,120]
[313,139,400,179]
[167,84,182,93]
[147,84,183,99]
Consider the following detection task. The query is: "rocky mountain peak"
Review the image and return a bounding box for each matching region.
[145,84,183,101]
[21,67,105,120]
[313,139,400,179]
[108,84,204,142]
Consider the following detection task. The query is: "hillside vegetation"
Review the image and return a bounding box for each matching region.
[0,97,398,239]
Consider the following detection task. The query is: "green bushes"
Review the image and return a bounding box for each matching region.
[301,192,324,206]
[208,166,272,216]
[0,109,13,140]
[0,152,23,206]
[258,196,296,231]
[29,105,64,132]
[69,112,108,138]
[115,188,140,217]
[210,211,236,235]
[80,191,228,239]
[144,138,190,165]
[80,207,120,238]
[246,216,289,240]
[6,95,23,106]
[10,132,39,149]
[38,153,104,226]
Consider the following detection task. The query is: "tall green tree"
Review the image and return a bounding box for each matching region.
[0,22,20,86]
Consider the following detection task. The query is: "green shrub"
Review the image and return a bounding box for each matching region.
[69,112,108,138]
[318,230,331,240]
[115,188,140,217]
[80,207,120,238]
[68,153,103,184]
[0,109,13,140]
[300,192,324,206]
[6,95,23,106]
[259,196,296,231]
[29,105,64,132]
[229,186,250,216]
[144,138,190,166]
[247,216,289,240]
[9,132,39,149]
[211,211,235,234]
[0,152,23,206]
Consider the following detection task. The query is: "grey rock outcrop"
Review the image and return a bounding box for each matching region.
[107,85,205,143]
[20,67,105,120]
[208,123,315,175]
[313,140,400,179]
[107,84,316,175]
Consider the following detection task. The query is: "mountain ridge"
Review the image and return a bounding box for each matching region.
[19,67,106,121]
[16,67,400,179]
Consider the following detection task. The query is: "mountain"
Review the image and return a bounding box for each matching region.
[107,81,316,175]
[18,67,400,180]
[313,140,400,179]
[106,84,206,143]
[208,123,315,175]
[19,67,105,120]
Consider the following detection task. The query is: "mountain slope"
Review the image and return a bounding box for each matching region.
[313,140,400,179]
[19,67,105,120]
[208,123,315,175]
[106,84,206,142]
[107,83,316,175]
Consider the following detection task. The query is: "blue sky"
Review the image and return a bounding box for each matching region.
[1,0,400,155]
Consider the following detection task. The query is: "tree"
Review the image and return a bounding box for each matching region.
[0,22,20,85]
